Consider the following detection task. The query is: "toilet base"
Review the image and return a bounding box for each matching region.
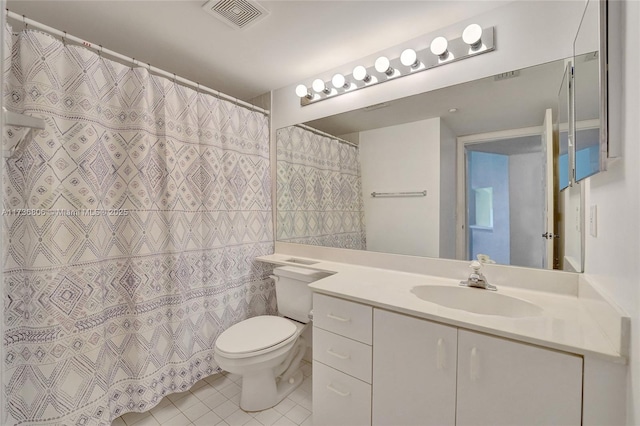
[240,369,303,412]
[276,369,304,404]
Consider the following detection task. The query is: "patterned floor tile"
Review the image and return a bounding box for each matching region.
[225,409,253,426]
[283,406,311,425]
[121,410,153,426]
[181,401,211,422]
[192,410,222,426]
[253,408,282,426]
[272,398,296,416]
[113,364,313,426]
[212,400,240,420]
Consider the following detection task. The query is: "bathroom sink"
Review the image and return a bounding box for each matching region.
[410,285,543,318]
[284,258,319,265]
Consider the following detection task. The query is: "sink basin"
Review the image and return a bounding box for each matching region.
[284,258,319,265]
[411,285,543,318]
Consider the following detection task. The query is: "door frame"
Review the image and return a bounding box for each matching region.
[455,125,544,262]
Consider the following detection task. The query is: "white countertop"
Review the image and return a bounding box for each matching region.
[257,254,626,364]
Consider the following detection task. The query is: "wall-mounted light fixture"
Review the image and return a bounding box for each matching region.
[295,84,312,100]
[332,73,350,90]
[430,36,451,62]
[374,56,395,76]
[400,48,421,69]
[295,25,495,106]
[312,78,331,94]
[353,65,372,83]
[462,23,484,51]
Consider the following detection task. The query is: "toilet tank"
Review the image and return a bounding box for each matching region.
[273,266,330,323]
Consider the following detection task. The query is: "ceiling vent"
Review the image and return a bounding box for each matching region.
[494,70,520,81]
[202,0,269,30]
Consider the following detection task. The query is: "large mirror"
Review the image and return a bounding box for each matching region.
[276,58,583,271]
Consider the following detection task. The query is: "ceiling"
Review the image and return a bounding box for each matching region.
[6,0,511,101]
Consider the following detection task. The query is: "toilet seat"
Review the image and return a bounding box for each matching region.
[215,316,298,359]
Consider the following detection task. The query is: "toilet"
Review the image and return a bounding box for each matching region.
[214,266,329,412]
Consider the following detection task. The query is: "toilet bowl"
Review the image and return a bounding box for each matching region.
[213,266,329,412]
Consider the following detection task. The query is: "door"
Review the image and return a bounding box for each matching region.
[458,114,554,268]
[456,330,582,426]
[541,108,555,268]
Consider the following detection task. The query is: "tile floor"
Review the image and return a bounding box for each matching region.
[112,362,313,426]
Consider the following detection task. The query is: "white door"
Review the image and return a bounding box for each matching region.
[372,309,457,426]
[456,330,582,425]
[541,108,555,268]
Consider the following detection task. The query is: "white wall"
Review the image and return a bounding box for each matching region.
[439,120,457,259]
[583,1,640,423]
[563,182,583,272]
[509,151,544,269]
[359,118,441,257]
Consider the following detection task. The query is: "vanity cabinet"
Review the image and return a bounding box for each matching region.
[312,294,585,426]
[372,309,583,426]
[312,294,373,426]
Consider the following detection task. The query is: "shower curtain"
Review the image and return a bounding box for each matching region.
[2,28,275,425]
[276,126,366,250]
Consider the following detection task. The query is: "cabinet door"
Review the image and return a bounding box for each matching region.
[372,309,457,426]
[456,330,583,426]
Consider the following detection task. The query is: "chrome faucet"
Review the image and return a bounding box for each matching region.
[460,261,497,291]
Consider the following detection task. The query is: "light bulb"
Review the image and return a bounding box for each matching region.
[312,78,328,94]
[400,48,419,68]
[374,56,393,76]
[430,37,449,59]
[353,65,370,82]
[295,84,310,98]
[332,73,348,89]
[462,24,483,49]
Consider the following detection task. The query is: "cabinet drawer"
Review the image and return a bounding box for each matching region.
[313,327,372,383]
[313,294,372,344]
[313,361,372,426]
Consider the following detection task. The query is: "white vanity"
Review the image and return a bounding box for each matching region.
[258,253,629,426]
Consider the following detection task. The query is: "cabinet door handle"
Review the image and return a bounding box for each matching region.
[470,347,479,382]
[437,338,446,370]
[327,348,350,360]
[327,312,351,322]
[326,383,350,397]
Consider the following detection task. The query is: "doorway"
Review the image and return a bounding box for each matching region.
[465,136,544,268]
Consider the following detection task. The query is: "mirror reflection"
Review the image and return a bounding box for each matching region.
[558,62,571,192]
[574,0,606,182]
[277,58,581,271]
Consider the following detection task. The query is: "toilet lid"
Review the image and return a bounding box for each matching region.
[216,316,297,354]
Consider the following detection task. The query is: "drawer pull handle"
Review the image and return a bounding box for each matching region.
[326,383,350,397]
[327,312,351,322]
[470,347,479,382]
[437,338,446,370]
[327,348,350,360]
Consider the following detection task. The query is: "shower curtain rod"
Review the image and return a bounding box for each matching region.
[295,123,358,148]
[6,10,269,115]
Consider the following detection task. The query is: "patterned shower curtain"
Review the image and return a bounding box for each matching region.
[276,126,366,250]
[2,29,275,425]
